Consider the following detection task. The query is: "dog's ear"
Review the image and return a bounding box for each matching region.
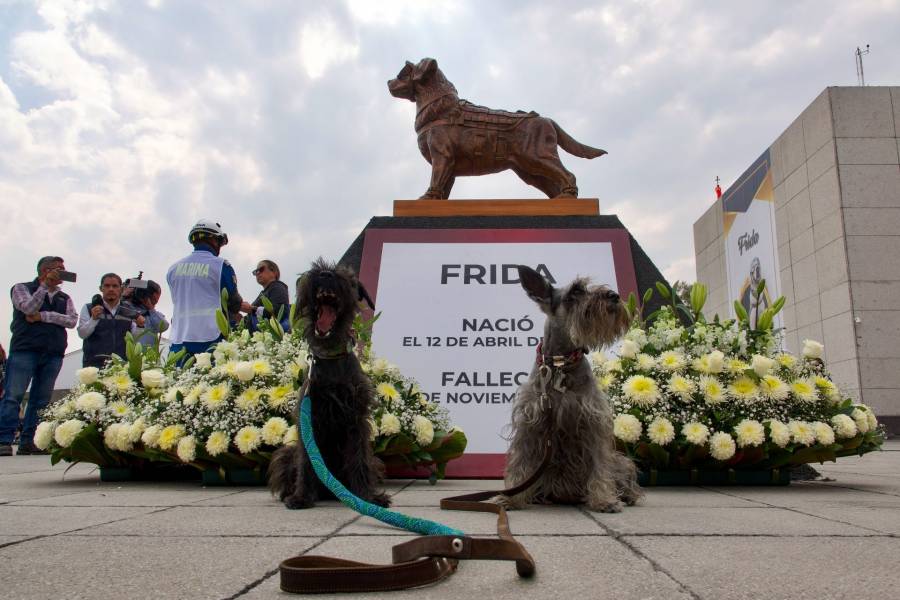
[398,61,414,79]
[413,58,437,82]
[517,265,553,306]
[357,281,375,310]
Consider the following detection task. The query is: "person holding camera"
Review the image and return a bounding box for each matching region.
[77,273,145,369]
[122,279,169,346]
[167,219,242,362]
[240,259,291,332]
[0,256,78,456]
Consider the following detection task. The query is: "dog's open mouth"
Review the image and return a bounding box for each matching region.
[315,289,339,338]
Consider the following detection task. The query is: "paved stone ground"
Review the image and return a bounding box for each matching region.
[1,441,898,599]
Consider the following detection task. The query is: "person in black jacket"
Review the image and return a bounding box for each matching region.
[241,260,290,331]
[77,273,144,368]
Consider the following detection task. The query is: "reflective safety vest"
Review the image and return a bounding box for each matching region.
[166,250,225,344]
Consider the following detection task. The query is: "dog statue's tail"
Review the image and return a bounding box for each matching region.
[552,120,607,159]
[267,444,297,500]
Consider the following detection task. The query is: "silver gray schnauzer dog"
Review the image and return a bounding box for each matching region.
[496,265,642,513]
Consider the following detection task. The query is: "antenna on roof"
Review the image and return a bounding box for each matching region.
[855,45,870,86]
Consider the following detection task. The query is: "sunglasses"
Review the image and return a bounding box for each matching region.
[252,266,268,275]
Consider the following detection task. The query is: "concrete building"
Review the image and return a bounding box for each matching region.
[694,86,900,434]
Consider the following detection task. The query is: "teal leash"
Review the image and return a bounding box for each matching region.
[299,394,464,537]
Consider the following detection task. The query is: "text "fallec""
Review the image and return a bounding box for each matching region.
[441,264,556,285]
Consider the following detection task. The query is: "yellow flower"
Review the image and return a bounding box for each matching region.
[726,358,749,374]
[693,350,725,374]
[104,372,133,394]
[699,375,725,404]
[205,431,230,456]
[621,375,660,407]
[380,413,401,436]
[658,351,686,372]
[267,385,295,409]
[728,377,759,402]
[734,419,765,447]
[252,359,272,376]
[790,379,818,402]
[682,422,709,445]
[234,426,262,454]
[262,417,289,445]
[184,384,205,406]
[667,374,696,399]
[759,375,789,400]
[814,376,839,402]
[289,360,306,379]
[108,400,130,418]
[788,420,816,446]
[596,373,614,392]
[376,382,400,403]
[235,387,263,410]
[201,383,231,410]
[775,353,797,369]
[647,417,675,446]
[157,424,186,450]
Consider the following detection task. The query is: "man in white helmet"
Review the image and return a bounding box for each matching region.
[166,219,243,362]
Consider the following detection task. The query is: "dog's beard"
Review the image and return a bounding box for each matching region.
[568,292,630,349]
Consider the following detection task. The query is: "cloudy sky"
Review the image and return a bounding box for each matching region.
[1,0,899,352]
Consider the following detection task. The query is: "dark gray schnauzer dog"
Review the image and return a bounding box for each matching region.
[497,265,642,513]
[268,258,390,509]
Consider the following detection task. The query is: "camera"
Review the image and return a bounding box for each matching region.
[57,270,77,283]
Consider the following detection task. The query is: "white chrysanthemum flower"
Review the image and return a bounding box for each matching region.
[141,425,162,448]
[108,400,130,418]
[235,387,263,410]
[790,379,818,403]
[76,366,99,385]
[726,358,749,375]
[54,419,85,448]
[34,421,56,450]
[625,328,647,347]
[205,431,230,456]
[202,383,231,410]
[699,375,726,404]
[163,386,182,404]
[194,352,212,369]
[283,426,299,446]
[734,419,765,447]
[851,408,870,433]
[657,350,686,372]
[830,414,857,439]
[682,422,709,445]
[588,350,607,367]
[619,339,639,359]
[768,420,791,447]
[104,372,133,394]
[267,385,295,409]
[219,361,238,377]
[667,374,696,400]
[606,358,622,373]
[289,360,306,380]
[157,424,186,451]
[140,369,166,388]
[647,417,675,446]
[865,406,878,430]
[621,375,660,407]
[376,382,400,403]
[709,431,736,460]
[802,339,824,359]
[235,426,262,454]
[184,384,205,406]
[371,358,391,375]
[104,423,122,450]
[75,391,106,412]
[596,373,614,392]
[750,355,776,377]
[812,422,835,446]
[380,413,401,436]
[775,353,797,370]
[234,361,255,382]
[56,400,76,419]
[693,350,725,374]
[788,420,816,446]
[115,422,133,451]
[128,418,146,443]
[759,375,789,400]
[635,353,656,372]
[251,359,272,376]
[176,435,197,462]
[367,417,378,441]
[413,415,434,446]
[262,417,290,445]
[613,414,642,443]
[813,376,838,400]
[728,377,759,403]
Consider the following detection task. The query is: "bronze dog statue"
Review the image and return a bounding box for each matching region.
[388,57,606,199]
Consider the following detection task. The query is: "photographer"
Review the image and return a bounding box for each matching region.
[77,273,145,369]
[1,256,78,456]
[122,278,169,346]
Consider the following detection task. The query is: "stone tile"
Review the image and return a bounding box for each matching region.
[809,166,842,222]
[780,303,796,333]
[0,535,31,546]
[627,537,900,600]
[342,504,602,536]
[802,88,835,156]
[839,164,900,208]
[770,138,785,187]
[784,164,809,210]
[80,505,356,537]
[9,487,245,507]
[774,205,789,247]
[781,116,807,176]
[859,357,900,389]
[851,280,900,311]
[806,138,836,183]
[592,506,873,536]
[836,137,900,165]
[782,328,800,355]
[696,239,722,271]
[855,310,900,359]
[773,179,789,210]
[893,87,900,137]
[786,188,812,238]
[0,534,314,600]
[847,236,900,280]
[791,253,819,301]
[790,227,814,262]
[860,388,900,416]
[0,505,162,536]
[827,358,861,393]
[820,282,852,320]
[812,208,844,250]
[700,481,899,508]
[795,322,824,351]
[692,202,722,255]
[793,294,821,329]
[821,311,858,363]
[831,86,894,138]
[777,242,790,273]
[843,207,900,236]
[815,237,849,290]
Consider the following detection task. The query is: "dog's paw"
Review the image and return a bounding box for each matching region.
[587,499,624,513]
[369,492,392,508]
[488,494,524,510]
[284,495,315,510]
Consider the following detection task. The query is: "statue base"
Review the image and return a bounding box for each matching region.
[393,198,599,217]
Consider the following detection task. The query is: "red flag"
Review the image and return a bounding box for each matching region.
[715,184,722,200]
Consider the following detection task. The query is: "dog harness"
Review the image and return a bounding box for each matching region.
[278,357,549,593]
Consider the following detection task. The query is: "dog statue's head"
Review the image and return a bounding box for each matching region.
[295,258,373,354]
[517,265,630,353]
[388,57,457,103]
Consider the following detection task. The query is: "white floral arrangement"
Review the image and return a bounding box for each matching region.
[596,283,884,473]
